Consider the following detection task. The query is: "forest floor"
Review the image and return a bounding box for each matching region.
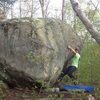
[0,80,98,100]
[0,86,95,100]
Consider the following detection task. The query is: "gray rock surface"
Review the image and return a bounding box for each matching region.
[0,18,81,87]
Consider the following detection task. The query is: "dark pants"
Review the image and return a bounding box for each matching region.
[58,66,77,81]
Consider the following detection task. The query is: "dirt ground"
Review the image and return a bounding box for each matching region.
[0,87,92,100]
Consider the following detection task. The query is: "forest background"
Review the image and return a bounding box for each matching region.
[0,0,100,98]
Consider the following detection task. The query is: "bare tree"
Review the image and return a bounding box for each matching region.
[17,0,40,18]
[19,0,21,18]
[10,1,13,18]
[62,0,66,21]
[39,0,50,18]
[44,0,49,18]
[31,0,33,18]
[90,0,100,16]
[39,0,45,18]
[0,0,17,19]
[0,9,6,19]
[70,0,100,45]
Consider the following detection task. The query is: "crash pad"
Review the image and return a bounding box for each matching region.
[62,85,95,93]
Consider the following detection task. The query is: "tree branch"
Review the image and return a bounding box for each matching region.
[70,0,100,45]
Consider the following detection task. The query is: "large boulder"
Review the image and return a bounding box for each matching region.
[0,18,81,87]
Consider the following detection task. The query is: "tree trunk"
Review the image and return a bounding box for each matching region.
[62,0,66,21]
[70,0,100,45]
[19,0,22,18]
[39,0,45,18]
[11,2,13,19]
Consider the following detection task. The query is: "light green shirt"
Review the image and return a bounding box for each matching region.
[71,53,80,68]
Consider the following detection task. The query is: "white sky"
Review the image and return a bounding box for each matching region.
[49,0,62,10]
[8,0,63,18]
[7,0,100,18]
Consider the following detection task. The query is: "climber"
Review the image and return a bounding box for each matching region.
[57,45,81,82]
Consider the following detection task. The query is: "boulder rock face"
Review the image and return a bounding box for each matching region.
[0,18,81,87]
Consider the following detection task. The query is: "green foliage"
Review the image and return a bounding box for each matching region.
[58,94,64,100]
[36,79,47,88]
[0,81,7,100]
[78,41,100,84]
